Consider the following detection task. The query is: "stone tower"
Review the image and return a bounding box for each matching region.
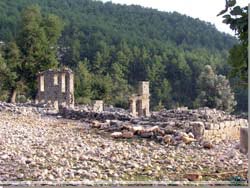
[129,81,150,117]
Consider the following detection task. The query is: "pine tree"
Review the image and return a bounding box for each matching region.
[17,5,63,98]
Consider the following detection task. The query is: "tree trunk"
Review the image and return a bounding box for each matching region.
[8,88,17,103]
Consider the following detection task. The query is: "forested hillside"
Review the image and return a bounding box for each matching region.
[0,0,247,112]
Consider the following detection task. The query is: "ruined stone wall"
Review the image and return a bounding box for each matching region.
[58,106,131,121]
[37,68,74,109]
[129,81,150,117]
[203,120,246,140]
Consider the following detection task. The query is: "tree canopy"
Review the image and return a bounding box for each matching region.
[0,5,63,102]
[218,0,248,86]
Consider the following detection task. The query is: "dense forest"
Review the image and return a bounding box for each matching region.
[0,0,247,112]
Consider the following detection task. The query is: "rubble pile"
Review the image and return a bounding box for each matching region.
[152,108,236,123]
[59,106,132,121]
[0,102,43,115]
[0,102,61,115]
[0,110,247,182]
[0,102,247,144]
[83,107,247,144]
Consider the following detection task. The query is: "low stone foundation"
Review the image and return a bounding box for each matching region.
[203,120,247,140]
[59,106,131,121]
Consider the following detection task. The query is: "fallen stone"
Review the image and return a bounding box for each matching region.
[131,125,144,133]
[122,131,134,139]
[139,131,154,138]
[163,135,173,144]
[111,132,123,138]
[190,121,205,139]
[182,136,196,144]
[202,141,214,149]
[184,173,202,181]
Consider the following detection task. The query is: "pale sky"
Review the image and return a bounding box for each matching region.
[100,0,249,36]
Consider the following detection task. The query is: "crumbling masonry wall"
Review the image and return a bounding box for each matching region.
[129,81,150,117]
[202,120,247,140]
[36,68,74,109]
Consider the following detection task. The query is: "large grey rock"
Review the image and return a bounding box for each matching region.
[190,121,205,139]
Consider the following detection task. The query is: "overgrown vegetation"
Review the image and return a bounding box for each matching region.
[0,0,246,112]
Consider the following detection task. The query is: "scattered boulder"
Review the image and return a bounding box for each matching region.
[190,121,205,139]
[111,132,123,138]
[182,136,196,144]
[145,126,160,133]
[122,131,134,139]
[188,132,195,138]
[131,125,144,133]
[163,135,173,144]
[139,131,154,138]
[184,173,202,181]
[91,120,101,128]
[202,141,214,149]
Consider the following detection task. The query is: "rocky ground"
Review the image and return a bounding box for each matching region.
[0,106,248,183]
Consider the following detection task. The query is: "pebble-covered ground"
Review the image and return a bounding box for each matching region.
[0,111,248,183]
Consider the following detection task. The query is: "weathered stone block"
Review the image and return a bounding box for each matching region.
[190,121,205,139]
[239,119,248,127]
[240,127,248,154]
[92,100,103,112]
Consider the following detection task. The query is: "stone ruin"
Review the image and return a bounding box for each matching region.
[92,100,104,112]
[129,81,150,117]
[57,106,248,147]
[33,68,248,152]
[36,68,74,110]
[240,127,248,154]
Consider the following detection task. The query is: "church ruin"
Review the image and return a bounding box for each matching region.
[36,67,74,110]
[129,81,150,117]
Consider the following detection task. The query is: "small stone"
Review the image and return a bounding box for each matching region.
[132,125,144,133]
[184,173,202,181]
[0,154,9,160]
[188,132,194,138]
[122,131,134,138]
[91,120,101,128]
[203,141,213,149]
[139,131,153,138]
[238,160,243,165]
[163,135,173,144]
[111,132,123,138]
[182,136,196,144]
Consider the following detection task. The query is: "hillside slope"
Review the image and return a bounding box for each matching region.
[0,0,245,111]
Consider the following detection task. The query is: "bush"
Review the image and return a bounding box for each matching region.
[195,65,236,112]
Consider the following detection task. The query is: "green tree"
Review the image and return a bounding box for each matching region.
[3,41,23,102]
[0,53,8,101]
[110,62,130,108]
[195,65,236,112]
[91,74,113,102]
[74,59,92,104]
[218,0,248,85]
[18,5,63,98]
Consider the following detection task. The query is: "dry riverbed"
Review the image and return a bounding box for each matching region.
[0,111,247,183]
